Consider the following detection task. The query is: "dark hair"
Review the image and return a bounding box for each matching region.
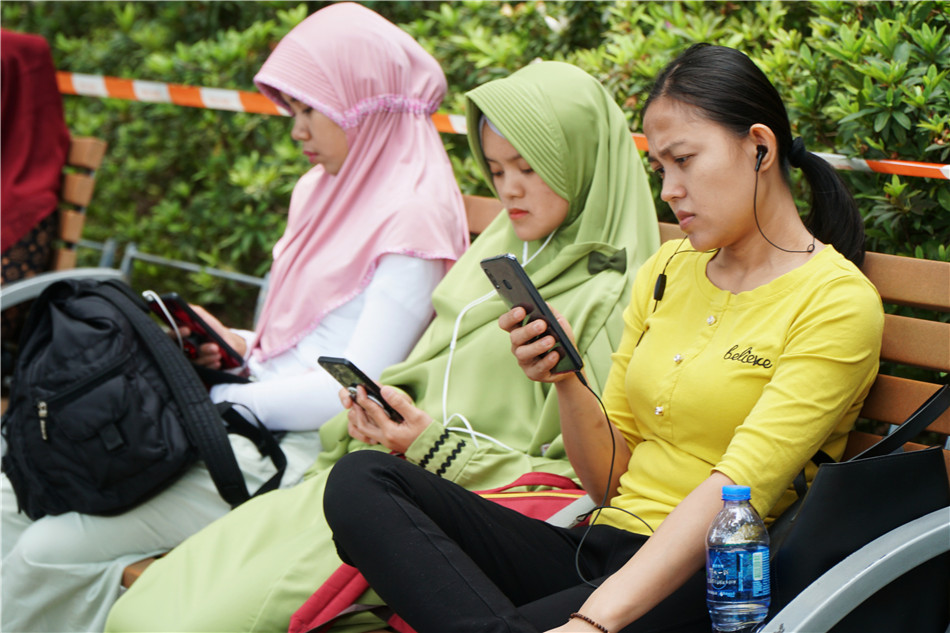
[644,43,865,266]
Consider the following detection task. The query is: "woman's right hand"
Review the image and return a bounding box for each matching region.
[340,385,433,453]
[499,306,578,384]
[182,336,225,369]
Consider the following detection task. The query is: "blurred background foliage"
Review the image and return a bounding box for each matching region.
[2,0,948,330]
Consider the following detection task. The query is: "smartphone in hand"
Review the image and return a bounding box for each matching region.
[144,292,244,370]
[480,254,584,374]
[317,356,404,422]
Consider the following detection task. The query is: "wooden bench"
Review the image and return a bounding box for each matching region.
[120,194,950,609]
[54,136,109,271]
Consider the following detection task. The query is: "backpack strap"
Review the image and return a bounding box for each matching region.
[217,401,287,497]
[95,280,265,508]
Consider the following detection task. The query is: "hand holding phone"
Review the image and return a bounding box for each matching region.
[143,292,244,370]
[317,356,404,422]
[480,254,583,375]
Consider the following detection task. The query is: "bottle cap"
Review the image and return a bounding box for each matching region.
[721,485,751,501]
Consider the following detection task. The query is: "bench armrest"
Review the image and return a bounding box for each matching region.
[760,507,950,633]
[1,268,127,309]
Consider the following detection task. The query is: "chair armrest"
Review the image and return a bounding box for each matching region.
[545,494,596,528]
[760,507,950,633]
[1,268,127,309]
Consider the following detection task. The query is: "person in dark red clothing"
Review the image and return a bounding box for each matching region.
[1,29,71,347]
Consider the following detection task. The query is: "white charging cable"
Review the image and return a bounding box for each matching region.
[439,231,556,450]
[141,290,185,352]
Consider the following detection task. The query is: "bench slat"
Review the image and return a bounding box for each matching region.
[880,314,950,373]
[862,251,950,312]
[61,172,96,208]
[463,194,503,237]
[58,209,86,243]
[844,432,950,472]
[860,375,950,435]
[658,221,685,243]
[66,136,108,171]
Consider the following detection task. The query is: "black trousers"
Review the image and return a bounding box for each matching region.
[324,451,711,633]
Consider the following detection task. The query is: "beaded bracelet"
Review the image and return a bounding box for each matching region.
[569,612,609,633]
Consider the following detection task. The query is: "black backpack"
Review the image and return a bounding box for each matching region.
[1,278,286,520]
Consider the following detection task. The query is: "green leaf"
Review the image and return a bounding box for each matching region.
[874,110,890,132]
[892,110,912,130]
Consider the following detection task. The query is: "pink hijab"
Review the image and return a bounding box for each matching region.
[251,2,468,361]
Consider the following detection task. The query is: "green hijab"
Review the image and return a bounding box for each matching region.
[313,61,659,475]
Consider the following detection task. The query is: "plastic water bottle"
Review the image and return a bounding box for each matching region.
[705,485,770,632]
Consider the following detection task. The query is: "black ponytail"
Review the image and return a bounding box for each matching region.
[645,43,865,266]
[795,149,865,267]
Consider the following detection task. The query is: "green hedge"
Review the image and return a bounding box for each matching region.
[3,1,948,329]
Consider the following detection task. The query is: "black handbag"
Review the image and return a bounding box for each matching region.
[768,384,950,632]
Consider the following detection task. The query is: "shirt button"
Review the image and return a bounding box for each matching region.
[706,315,716,325]
[673,354,683,363]
[655,406,664,416]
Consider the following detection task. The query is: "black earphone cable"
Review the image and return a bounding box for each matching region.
[752,149,815,256]
[570,372,654,588]
[573,240,717,586]
[633,237,700,349]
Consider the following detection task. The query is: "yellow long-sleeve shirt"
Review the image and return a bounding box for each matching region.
[596,241,883,535]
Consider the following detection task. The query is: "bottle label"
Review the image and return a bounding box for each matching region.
[706,544,770,601]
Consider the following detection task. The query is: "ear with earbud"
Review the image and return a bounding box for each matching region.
[754,145,767,172]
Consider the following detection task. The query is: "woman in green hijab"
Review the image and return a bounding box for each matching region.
[105,61,659,633]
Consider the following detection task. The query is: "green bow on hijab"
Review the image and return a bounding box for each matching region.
[588,248,628,274]
[313,60,659,484]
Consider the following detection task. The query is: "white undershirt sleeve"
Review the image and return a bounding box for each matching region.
[210,254,444,431]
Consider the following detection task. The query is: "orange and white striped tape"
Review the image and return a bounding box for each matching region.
[58,71,287,116]
[57,71,949,180]
[813,153,950,180]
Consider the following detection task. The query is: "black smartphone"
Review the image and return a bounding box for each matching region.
[144,292,244,370]
[480,254,584,374]
[317,356,404,422]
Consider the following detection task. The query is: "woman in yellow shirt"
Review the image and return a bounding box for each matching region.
[323,43,883,633]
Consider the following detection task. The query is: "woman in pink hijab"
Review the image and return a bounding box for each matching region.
[201,1,469,431]
[0,5,468,633]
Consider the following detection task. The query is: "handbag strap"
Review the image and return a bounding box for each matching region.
[96,280,254,508]
[851,384,950,461]
[289,563,421,633]
[477,471,581,495]
[289,564,370,633]
[791,450,835,498]
[792,384,949,499]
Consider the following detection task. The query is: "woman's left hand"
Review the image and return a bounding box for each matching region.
[345,385,433,453]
